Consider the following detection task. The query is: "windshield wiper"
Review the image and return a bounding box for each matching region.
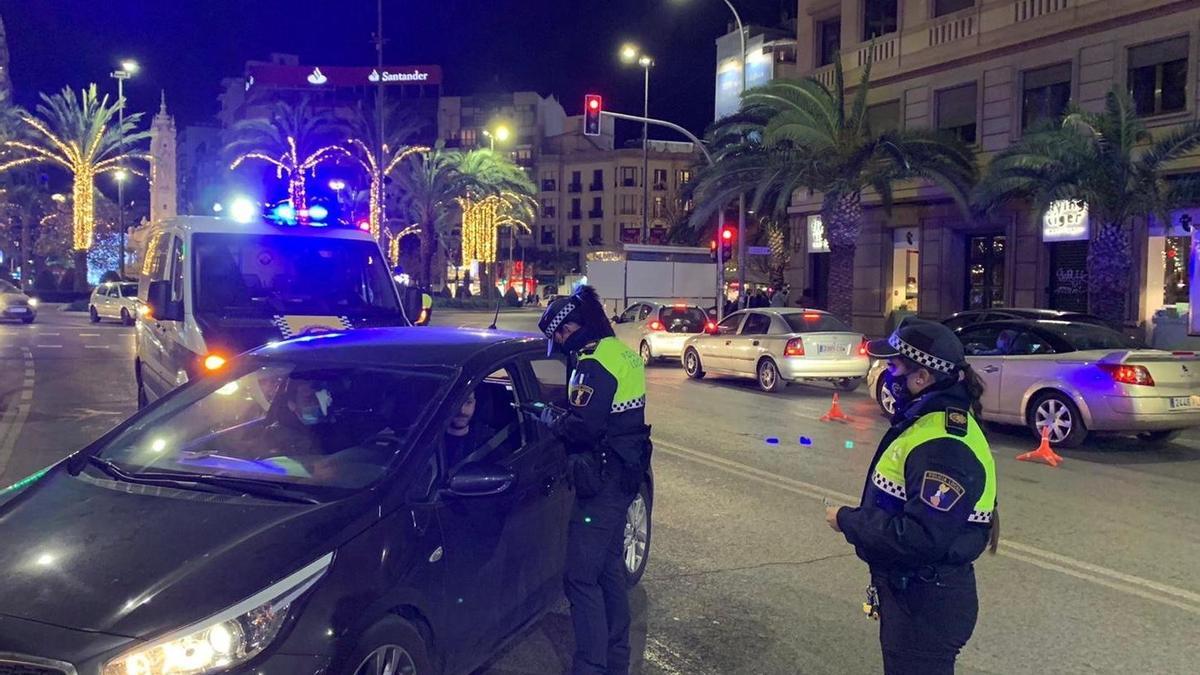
[86,457,320,504]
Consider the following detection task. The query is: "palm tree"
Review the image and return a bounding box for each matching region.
[226,98,348,211]
[346,101,429,239]
[974,88,1200,324]
[691,61,977,322]
[0,85,149,290]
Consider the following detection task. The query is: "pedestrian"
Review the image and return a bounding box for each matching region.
[825,318,999,675]
[533,285,653,675]
[770,286,788,307]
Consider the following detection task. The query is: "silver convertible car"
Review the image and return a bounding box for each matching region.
[681,308,869,392]
[868,319,1200,446]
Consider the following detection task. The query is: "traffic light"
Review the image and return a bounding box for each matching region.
[584,94,602,136]
[720,226,734,260]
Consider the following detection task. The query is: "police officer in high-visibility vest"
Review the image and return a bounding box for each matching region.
[534,285,651,675]
[826,319,999,675]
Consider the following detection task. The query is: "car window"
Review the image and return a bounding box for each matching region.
[148,233,171,281]
[444,367,524,471]
[120,283,138,297]
[716,313,742,335]
[619,304,641,324]
[94,363,450,491]
[741,313,772,335]
[637,305,653,321]
[958,325,1010,356]
[1009,331,1055,356]
[1038,322,1140,351]
[942,314,972,331]
[780,312,851,333]
[657,306,707,334]
[528,356,569,408]
[981,312,1013,323]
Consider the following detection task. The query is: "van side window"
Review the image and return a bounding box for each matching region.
[148,234,171,280]
[170,237,185,303]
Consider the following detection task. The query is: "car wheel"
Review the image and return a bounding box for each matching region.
[624,482,652,587]
[120,307,133,326]
[1137,430,1182,444]
[836,377,863,392]
[875,377,896,417]
[757,359,785,393]
[639,341,654,366]
[21,316,34,324]
[683,348,705,379]
[1030,392,1087,448]
[347,617,431,675]
[89,306,100,323]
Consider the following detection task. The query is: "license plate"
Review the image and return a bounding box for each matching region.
[817,344,847,355]
[8,307,27,314]
[1169,396,1200,410]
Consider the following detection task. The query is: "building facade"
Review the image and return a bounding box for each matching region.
[784,0,1199,339]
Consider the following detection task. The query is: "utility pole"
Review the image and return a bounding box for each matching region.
[374,0,386,245]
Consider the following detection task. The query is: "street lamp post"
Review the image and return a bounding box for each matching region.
[110,59,137,279]
[621,44,655,244]
[482,124,515,285]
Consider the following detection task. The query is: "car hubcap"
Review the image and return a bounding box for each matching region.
[1036,400,1072,443]
[760,364,776,389]
[355,645,416,675]
[879,384,895,415]
[685,352,697,373]
[641,344,651,364]
[624,493,648,574]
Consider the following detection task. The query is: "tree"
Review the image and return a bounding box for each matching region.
[973,88,1200,323]
[226,98,348,211]
[690,60,977,322]
[346,101,428,239]
[0,85,149,290]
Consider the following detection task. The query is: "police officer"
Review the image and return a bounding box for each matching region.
[825,319,999,675]
[534,285,651,675]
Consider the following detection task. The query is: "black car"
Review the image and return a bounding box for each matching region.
[941,308,1113,332]
[0,328,653,675]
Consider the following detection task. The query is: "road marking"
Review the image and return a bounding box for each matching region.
[655,439,1200,616]
[84,345,110,349]
[79,332,101,337]
[35,344,62,349]
[40,332,60,336]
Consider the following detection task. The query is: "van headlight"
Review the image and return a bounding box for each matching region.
[102,553,331,675]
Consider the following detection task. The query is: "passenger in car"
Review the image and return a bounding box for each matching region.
[444,389,498,470]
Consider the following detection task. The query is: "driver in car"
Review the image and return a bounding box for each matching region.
[443,389,497,470]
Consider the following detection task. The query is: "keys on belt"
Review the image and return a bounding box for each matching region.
[862,585,879,620]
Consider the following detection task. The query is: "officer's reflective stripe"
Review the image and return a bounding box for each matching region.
[872,471,906,500]
[876,411,997,515]
[611,395,645,413]
[968,510,993,524]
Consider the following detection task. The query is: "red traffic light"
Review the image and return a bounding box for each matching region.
[588,97,600,110]
[584,95,602,136]
[721,228,734,240]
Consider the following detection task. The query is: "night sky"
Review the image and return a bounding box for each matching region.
[3,0,792,140]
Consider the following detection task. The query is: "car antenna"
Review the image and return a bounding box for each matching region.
[487,295,502,330]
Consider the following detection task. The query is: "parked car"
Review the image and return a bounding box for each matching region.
[681,308,869,392]
[0,279,36,323]
[89,281,140,325]
[941,307,1143,342]
[0,327,653,674]
[612,301,713,365]
[867,319,1200,446]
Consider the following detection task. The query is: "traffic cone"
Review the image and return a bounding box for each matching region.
[821,393,850,423]
[1016,426,1064,467]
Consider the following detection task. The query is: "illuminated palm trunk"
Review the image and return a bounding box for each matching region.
[368,176,384,239]
[72,172,95,291]
[288,170,307,211]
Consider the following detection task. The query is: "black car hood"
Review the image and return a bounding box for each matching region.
[0,465,374,639]
[196,313,407,357]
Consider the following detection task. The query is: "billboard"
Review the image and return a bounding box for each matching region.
[245,64,442,89]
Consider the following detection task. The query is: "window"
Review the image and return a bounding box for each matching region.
[716,313,742,335]
[740,313,773,335]
[863,0,898,41]
[817,17,841,67]
[1128,37,1189,116]
[528,356,568,408]
[637,305,653,321]
[147,233,170,280]
[571,171,582,186]
[657,306,708,333]
[933,0,973,17]
[621,166,637,186]
[169,237,185,303]
[1009,331,1056,356]
[619,304,643,323]
[541,226,555,245]
[591,196,602,213]
[460,129,477,146]
[120,283,138,297]
[653,169,667,188]
[652,197,665,219]
[677,169,692,185]
[1022,63,1072,130]
[444,367,524,469]
[591,224,603,243]
[937,83,978,144]
[959,324,1010,356]
[591,169,604,189]
[570,225,581,244]
[571,198,581,216]
[620,194,637,215]
[866,100,901,133]
[780,312,852,333]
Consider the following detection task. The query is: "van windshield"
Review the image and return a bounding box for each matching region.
[193,234,399,317]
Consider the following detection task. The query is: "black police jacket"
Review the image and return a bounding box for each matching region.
[549,339,649,471]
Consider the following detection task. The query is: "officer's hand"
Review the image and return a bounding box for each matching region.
[524,406,559,426]
[825,505,843,532]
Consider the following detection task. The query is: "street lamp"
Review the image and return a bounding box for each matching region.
[111,58,138,279]
[619,43,654,243]
[482,124,511,151]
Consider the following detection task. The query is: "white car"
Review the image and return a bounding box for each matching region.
[612,301,712,365]
[0,279,37,323]
[89,281,140,325]
[681,308,869,392]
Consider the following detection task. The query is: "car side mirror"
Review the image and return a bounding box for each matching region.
[445,463,515,497]
[146,280,183,321]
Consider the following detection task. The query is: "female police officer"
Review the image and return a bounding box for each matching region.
[825,318,999,674]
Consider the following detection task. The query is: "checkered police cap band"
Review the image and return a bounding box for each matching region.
[888,333,958,374]
[544,301,577,337]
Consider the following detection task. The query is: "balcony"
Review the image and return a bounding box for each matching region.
[542,207,556,218]
[588,236,604,246]
[569,210,582,220]
[567,183,582,193]
[622,178,637,187]
[588,208,604,218]
[589,182,605,191]
[541,180,557,192]
[652,183,667,191]
[568,237,582,247]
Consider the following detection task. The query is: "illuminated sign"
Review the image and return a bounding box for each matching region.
[1042,200,1090,242]
[807,215,830,253]
[246,64,443,89]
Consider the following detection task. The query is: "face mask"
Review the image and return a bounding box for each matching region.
[298,408,323,425]
[882,369,915,416]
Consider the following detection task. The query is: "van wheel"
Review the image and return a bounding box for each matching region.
[347,617,432,675]
[89,306,100,323]
[683,348,704,379]
[120,308,133,326]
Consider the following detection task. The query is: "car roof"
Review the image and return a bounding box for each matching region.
[144,216,376,242]
[251,327,546,370]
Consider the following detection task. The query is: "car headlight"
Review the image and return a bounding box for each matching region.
[27,298,38,307]
[102,553,332,675]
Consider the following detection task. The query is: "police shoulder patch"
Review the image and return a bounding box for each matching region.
[570,385,595,407]
[945,407,969,437]
[920,471,965,512]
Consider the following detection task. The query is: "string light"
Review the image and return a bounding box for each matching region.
[230,136,350,212]
[458,193,534,266]
[346,140,428,240]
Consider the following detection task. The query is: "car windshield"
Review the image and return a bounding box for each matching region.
[94,362,448,490]
[119,283,138,297]
[781,312,852,333]
[193,233,400,317]
[1040,322,1141,351]
[657,306,708,333]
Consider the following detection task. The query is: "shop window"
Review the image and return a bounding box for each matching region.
[966,234,1005,310]
[817,17,841,67]
[1022,63,1072,130]
[933,0,973,17]
[1048,241,1088,313]
[937,83,978,145]
[866,100,901,133]
[863,0,898,41]
[1128,37,1189,116]
[1165,236,1192,306]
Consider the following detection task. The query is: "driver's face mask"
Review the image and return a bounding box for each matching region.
[296,387,333,425]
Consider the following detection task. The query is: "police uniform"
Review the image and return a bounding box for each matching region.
[538,289,651,675]
[836,320,998,675]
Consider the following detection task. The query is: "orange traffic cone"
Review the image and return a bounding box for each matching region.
[821,393,850,423]
[1016,426,1064,467]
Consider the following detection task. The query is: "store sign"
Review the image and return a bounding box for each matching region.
[1042,200,1090,242]
[246,64,443,89]
[807,215,830,253]
[893,227,918,249]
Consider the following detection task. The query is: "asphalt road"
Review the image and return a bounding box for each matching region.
[1,307,1198,674]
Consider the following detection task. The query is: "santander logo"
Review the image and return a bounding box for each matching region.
[306,67,329,85]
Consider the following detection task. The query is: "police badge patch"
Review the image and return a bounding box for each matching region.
[920,471,965,511]
[945,407,969,437]
[570,385,595,407]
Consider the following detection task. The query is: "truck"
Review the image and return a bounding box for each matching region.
[585,244,717,318]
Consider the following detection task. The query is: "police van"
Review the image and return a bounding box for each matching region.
[134,215,413,407]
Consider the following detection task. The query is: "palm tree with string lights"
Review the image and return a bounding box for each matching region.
[0,84,149,290]
[345,101,429,239]
[226,98,348,212]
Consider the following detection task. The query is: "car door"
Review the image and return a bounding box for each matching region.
[992,328,1059,424]
[957,324,1008,416]
[730,312,773,374]
[97,284,112,317]
[701,312,744,370]
[138,233,175,397]
[612,303,645,351]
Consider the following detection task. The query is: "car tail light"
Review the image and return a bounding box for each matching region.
[1099,363,1155,386]
[785,337,805,356]
[704,321,717,334]
[647,320,664,331]
[203,354,227,371]
[858,337,868,356]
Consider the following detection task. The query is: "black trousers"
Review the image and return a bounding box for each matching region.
[564,479,636,675]
[874,565,979,675]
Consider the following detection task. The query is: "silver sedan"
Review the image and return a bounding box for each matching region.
[0,279,36,323]
[612,301,711,365]
[867,319,1200,446]
[681,308,869,392]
